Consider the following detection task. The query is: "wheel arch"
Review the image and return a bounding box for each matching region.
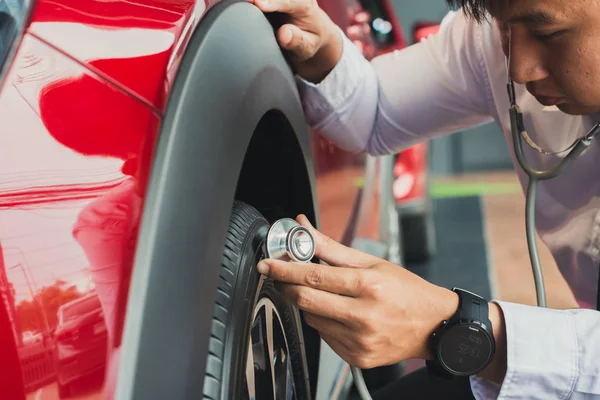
[235,109,323,397]
[117,1,321,399]
[235,110,316,223]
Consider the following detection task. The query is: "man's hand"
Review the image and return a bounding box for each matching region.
[257,215,460,369]
[248,0,344,83]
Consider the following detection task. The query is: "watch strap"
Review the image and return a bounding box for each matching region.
[427,288,493,379]
[425,359,454,380]
[454,288,490,327]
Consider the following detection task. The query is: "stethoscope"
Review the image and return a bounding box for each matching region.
[507,72,600,308]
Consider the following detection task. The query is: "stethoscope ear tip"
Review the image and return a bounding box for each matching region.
[506,79,517,106]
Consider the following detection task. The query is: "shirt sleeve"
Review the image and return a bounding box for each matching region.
[294,9,494,156]
[470,300,600,399]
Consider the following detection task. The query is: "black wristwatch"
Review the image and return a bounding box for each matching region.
[426,288,496,378]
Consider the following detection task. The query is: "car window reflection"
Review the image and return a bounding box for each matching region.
[0,0,28,84]
[58,293,103,324]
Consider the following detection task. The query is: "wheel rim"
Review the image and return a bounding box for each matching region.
[244,295,296,400]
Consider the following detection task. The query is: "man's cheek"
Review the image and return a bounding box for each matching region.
[566,42,600,103]
[568,73,600,106]
[581,68,600,105]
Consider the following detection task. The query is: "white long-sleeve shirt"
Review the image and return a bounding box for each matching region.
[295,9,600,399]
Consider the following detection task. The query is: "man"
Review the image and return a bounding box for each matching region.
[250,0,600,399]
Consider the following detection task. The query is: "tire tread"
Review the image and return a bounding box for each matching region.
[202,200,266,400]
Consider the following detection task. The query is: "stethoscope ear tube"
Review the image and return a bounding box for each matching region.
[511,105,594,181]
[509,79,600,309]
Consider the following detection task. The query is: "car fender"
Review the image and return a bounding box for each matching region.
[116,1,319,399]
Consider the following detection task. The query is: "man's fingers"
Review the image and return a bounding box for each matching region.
[303,312,351,337]
[319,331,370,369]
[259,259,362,296]
[249,0,326,61]
[319,333,353,361]
[253,0,312,14]
[296,214,377,268]
[277,283,357,324]
[277,24,321,61]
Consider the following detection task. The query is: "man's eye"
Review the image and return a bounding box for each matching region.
[533,30,565,41]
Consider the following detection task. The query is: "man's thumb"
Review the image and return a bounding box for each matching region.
[296,214,316,231]
[295,214,332,250]
[277,24,320,60]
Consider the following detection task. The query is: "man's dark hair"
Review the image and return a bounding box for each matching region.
[446,0,488,22]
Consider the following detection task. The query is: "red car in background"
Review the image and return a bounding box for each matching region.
[0,0,431,399]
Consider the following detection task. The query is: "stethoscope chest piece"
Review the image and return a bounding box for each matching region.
[265,218,316,263]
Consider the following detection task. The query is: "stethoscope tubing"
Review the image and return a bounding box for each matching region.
[509,79,599,308]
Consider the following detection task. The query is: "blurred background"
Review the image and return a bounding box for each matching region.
[394,0,512,175]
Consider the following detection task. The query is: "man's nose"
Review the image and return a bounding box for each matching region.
[508,30,549,84]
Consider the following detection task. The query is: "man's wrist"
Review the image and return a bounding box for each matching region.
[423,289,506,383]
[476,302,507,384]
[421,287,460,360]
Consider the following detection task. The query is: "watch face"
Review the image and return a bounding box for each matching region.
[438,323,494,375]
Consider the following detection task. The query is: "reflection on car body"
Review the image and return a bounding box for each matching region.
[0,0,429,399]
[54,293,108,398]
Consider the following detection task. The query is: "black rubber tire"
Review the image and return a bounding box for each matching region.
[400,210,436,264]
[202,200,311,400]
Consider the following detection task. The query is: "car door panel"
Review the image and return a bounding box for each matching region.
[0,31,155,399]
[24,0,368,247]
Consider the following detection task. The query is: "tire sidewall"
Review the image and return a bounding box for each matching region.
[222,207,310,400]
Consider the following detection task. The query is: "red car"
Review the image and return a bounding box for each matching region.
[0,0,429,399]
